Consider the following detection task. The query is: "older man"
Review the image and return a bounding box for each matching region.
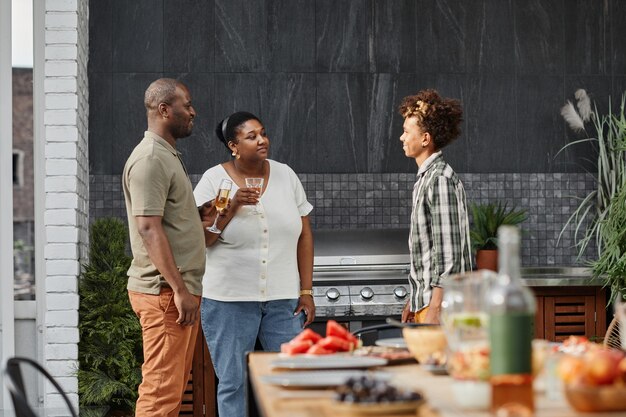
[122,78,205,416]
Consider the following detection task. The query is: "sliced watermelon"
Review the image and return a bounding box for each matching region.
[306,344,334,355]
[293,328,323,344]
[326,320,359,347]
[280,339,314,355]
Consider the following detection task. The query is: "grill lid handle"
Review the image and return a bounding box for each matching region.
[340,257,357,265]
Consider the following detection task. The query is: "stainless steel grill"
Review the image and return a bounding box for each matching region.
[310,229,411,343]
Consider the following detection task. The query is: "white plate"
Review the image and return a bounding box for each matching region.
[261,370,390,388]
[271,355,388,370]
[375,337,407,348]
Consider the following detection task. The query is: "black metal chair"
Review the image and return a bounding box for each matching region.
[4,356,78,417]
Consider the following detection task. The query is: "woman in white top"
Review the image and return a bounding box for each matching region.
[193,111,315,417]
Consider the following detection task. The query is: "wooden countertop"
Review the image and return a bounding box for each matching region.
[246,352,609,417]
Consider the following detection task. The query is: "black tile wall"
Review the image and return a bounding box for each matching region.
[267,0,316,72]
[316,74,369,172]
[90,172,596,267]
[88,72,113,175]
[167,73,217,172]
[89,0,626,175]
[263,74,317,173]
[465,0,515,74]
[415,0,466,74]
[88,0,112,74]
[564,0,610,76]
[87,0,626,269]
[516,76,564,173]
[371,0,417,73]
[110,73,162,173]
[111,0,163,72]
[464,75,517,172]
[514,0,565,76]
[163,0,215,73]
[612,0,626,75]
[315,0,370,72]
[214,0,267,72]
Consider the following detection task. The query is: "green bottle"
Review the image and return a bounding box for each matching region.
[488,225,536,415]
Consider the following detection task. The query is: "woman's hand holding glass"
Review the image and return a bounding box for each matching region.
[226,185,263,213]
[227,181,263,215]
[245,178,264,214]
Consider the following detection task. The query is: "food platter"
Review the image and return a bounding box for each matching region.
[271,354,387,370]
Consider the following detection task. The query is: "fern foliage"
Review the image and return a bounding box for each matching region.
[78,218,142,415]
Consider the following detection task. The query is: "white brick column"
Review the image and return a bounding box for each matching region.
[43,0,89,409]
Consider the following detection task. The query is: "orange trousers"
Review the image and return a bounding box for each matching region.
[128,288,200,417]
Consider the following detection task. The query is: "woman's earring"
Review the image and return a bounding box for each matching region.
[232,151,240,160]
[231,151,236,157]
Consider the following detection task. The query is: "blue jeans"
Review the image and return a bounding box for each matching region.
[200,298,304,417]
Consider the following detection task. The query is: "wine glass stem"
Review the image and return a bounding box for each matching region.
[211,213,220,229]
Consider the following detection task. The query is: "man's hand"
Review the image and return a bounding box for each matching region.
[401,300,415,323]
[174,289,199,326]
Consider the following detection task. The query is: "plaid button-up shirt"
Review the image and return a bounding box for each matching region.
[408,151,472,311]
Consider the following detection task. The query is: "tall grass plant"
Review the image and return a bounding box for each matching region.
[558,90,626,259]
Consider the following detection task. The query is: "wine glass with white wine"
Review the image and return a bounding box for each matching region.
[207,179,233,234]
[245,177,264,214]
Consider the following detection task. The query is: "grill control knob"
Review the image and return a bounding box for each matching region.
[326,288,340,301]
[393,286,408,299]
[360,287,374,300]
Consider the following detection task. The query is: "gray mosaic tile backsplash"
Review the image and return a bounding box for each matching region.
[90,172,596,267]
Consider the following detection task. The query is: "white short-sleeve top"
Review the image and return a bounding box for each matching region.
[193,159,313,301]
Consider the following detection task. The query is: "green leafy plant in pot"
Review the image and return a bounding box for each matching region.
[469,202,528,271]
[78,218,142,416]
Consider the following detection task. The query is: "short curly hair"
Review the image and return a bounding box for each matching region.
[398,89,463,150]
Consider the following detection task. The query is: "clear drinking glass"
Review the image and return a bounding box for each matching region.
[441,270,497,410]
[207,179,232,234]
[245,177,264,214]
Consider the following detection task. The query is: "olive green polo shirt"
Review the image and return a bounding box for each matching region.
[122,131,205,296]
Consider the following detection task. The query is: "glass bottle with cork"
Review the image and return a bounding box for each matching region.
[487,225,536,416]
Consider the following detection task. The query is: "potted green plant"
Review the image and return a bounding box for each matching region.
[558,90,626,260]
[469,202,528,271]
[78,218,142,417]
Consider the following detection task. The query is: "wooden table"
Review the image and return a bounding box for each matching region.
[246,352,608,417]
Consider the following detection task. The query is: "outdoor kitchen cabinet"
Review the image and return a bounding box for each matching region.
[531,285,607,343]
[183,327,217,417]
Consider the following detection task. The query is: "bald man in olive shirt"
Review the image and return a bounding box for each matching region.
[123,78,205,417]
